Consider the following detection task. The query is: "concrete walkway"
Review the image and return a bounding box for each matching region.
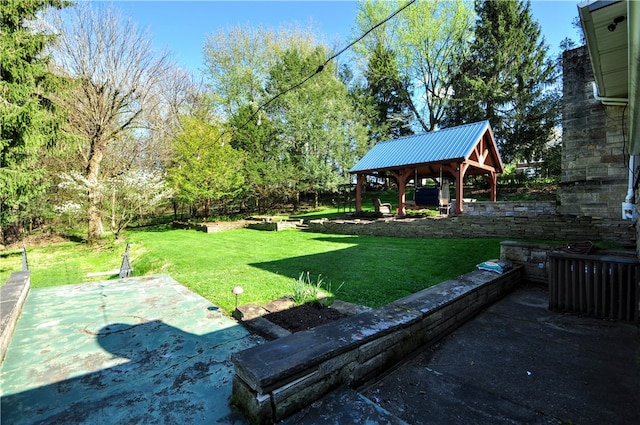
[0,275,259,425]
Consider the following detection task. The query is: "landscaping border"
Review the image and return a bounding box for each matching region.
[0,271,30,363]
[231,266,522,424]
[307,214,634,246]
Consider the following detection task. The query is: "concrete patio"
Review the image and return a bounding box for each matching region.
[1,276,638,424]
[285,285,640,425]
[0,275,260,424]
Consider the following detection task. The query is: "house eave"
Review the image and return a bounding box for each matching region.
[579,0,640,154]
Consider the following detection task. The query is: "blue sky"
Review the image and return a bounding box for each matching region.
[103,0,583,76]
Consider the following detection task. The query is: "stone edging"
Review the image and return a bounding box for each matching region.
[307,214,635,246]
[0,271,30,363]
[230,267,522,424]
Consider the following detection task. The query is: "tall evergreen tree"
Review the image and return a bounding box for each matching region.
[364,43,413,140]
[0,0,69,244]
[445,0,560,163]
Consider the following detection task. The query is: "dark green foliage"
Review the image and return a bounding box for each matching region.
[445,0,561,164]
[540,142,562,177]
[264,46,365,208]
[0,0,69,244]
[229,104,298,213]
[363,43,414,140]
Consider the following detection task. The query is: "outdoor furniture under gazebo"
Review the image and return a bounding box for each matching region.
[350,120,504,215]
[373,198,392,214]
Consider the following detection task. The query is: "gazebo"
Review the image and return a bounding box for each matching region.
[349,120,504,215]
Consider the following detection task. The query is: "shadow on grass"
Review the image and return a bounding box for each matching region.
[57,233,87,244]
[248,236,499,308]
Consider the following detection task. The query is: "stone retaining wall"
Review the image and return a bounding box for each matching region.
[308,215,635,247]
[0,271,30,363]
[246,220,303,231]
[500,241,551,285]
[464,201,557,216]
[172,220,250,233]
[173,219,303,232]
[231,267,522,424]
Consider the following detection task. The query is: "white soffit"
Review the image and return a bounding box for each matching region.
[579,0,628,99]
[579,0,640,155]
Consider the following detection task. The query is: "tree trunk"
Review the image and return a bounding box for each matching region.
[86,137,107,242]
[111,187,116,232]
[203,199,211,219]
[293,191,300,212]
[87,201,104,241]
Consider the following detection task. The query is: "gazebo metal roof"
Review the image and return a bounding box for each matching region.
[349,120,504,215]
[350,121,494,173]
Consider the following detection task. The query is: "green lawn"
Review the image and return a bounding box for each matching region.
[1,227,502,314]
[0,241,126,287]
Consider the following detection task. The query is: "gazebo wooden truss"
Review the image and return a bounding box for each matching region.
[349,121,504,215]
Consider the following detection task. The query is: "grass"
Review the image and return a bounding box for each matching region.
[0,241,125,286]
[1,227,502,314]
[290,190,441,220]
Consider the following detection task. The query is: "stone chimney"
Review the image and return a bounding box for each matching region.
[557,46,629,219]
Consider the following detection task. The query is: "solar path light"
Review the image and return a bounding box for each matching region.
[232,286,244,309]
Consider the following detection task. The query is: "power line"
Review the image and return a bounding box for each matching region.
[217,0,416,144]
[325,0,416,65]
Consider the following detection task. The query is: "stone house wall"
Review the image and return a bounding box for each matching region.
[557,46,629,219]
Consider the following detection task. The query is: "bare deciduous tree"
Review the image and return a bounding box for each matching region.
[48,4,174,241]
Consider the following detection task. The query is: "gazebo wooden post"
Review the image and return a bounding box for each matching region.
[391,169,412,215]
[398,178,406,216]
[481,171,498,202]
[489,171,497,201]
[355,173,365,212]
[455,163,470,214]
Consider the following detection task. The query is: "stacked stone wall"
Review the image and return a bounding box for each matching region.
[558,46,629,219]
[500,241,551,285]
[231,268,522,424]
[1,271,30,362]
[308,215,635,247]
[464,201,556,216]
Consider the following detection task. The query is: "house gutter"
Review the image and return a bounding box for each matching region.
[629,0,640,156]
[624,0,639,220]
[592,83,628,106]
[622,154,636,220]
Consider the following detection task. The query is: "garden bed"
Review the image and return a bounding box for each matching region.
[263,302,346,333]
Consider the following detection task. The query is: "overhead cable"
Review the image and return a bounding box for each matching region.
[227,0,417,139]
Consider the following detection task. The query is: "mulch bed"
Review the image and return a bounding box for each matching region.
[264,302,346,333]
